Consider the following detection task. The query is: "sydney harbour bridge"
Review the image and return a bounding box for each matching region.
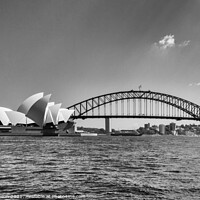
[67,90,200,131]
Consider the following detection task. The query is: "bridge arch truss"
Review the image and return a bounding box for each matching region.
[67,90,200,121]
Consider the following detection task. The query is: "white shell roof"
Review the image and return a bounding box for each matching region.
[43,102,55,125]
[48,103,62,125]
[26,94,51,127]
[17,92,44,115]
[57,108,74,123]
[0,93,73,127]
[5,111,34,125]
[0,107,12,125]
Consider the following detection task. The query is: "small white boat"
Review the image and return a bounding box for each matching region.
[79,131,98,136]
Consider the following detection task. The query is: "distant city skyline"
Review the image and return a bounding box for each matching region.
[0,0,200,129]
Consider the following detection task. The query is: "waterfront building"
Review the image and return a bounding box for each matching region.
[144,123,150,130]
[170,123,176,131]
[0,92,74,135]
[152,125,159,131]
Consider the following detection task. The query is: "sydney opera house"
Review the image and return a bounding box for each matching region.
[0,93,75,136]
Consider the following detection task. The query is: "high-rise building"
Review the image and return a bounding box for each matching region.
[159,124,165,134]
[170,123,176,131]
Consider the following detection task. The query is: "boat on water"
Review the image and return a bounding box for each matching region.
[75,130,98,136]
[80,132,98,136]
[58,130,98,137]
[111,129,143,136]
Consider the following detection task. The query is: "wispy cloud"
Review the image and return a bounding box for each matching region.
[179,40,190,47]
[188,82,200,87]
[153,35,190,50]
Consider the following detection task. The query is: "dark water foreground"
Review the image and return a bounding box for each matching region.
[0,135,200,200]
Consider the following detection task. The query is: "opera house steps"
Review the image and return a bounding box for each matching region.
[0,126,43,136]
[0,125,75,136]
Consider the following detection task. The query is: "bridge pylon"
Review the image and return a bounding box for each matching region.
[105,117,110,134]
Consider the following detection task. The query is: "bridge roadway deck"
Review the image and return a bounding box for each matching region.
[71,115,199,121]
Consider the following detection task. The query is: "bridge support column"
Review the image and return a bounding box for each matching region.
[105,118,110,134]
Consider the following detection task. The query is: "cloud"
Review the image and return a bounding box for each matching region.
[179,40,190,47]
[153,35,190,51]
[188,82,200,87]
[154,35,175,50]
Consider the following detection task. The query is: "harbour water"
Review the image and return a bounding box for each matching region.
[0,135,200,200]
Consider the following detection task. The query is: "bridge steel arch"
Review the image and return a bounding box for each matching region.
[67,90,200,121]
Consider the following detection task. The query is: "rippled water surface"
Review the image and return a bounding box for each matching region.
[0,135,200,199]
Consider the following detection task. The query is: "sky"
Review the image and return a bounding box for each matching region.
[0,0,200,129]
